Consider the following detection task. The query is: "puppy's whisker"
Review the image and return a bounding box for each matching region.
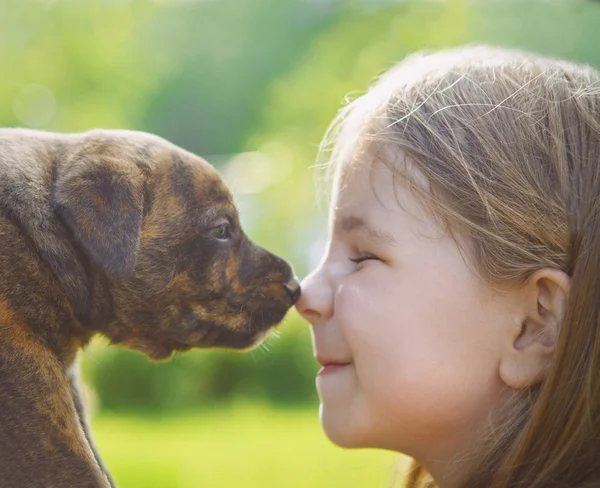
[239,295,255,309]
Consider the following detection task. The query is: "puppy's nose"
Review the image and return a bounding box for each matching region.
[283,278,301,305]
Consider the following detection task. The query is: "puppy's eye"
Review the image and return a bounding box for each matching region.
[210,222,231,241]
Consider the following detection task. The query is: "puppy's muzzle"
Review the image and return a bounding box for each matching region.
[283,278,301,305]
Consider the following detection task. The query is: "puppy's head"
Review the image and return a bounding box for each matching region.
[54,130,300,359]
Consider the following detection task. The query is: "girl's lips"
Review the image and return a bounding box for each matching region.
[317,363,351,376]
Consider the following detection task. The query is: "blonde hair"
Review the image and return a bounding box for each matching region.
[318,45,600,488]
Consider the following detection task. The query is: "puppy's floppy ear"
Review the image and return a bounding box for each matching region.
[54,146,146,277]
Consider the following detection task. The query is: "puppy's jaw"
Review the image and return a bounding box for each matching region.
[113,320,273,361]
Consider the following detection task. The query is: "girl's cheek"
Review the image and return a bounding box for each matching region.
[335,274,387,340]
[340,268,398,311]
[335,275,366,317]
[334,278,367,330]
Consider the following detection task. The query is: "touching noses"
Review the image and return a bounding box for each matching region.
[295,266,333,324]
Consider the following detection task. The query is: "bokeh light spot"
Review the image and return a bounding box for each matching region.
[13,83,57,128]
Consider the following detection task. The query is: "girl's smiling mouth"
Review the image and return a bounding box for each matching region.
[316,356,352,376]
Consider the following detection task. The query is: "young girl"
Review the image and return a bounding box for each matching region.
[295,45,600,488]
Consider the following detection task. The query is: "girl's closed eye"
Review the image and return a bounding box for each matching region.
[349,253,380,264]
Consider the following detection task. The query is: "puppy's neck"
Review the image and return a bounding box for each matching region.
[0,216,102,366]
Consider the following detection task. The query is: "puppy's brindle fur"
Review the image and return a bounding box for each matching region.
[0,129,300,488]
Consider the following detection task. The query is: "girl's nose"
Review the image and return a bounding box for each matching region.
[295,266,333,325]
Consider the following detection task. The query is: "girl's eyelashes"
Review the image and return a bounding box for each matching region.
[349,253,380,264]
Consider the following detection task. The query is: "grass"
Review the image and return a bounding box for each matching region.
[91,403,406,488]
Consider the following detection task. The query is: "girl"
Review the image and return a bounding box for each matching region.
[295,45,600,488]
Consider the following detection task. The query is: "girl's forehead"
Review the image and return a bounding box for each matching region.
[333,144,429,197]
[328,148,441,237]
[330,157,402,216]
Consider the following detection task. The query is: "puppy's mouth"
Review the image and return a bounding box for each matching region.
[179,317,270,351]
[183,285,297,343]
[143,302,289,359]
[181,300,290,348]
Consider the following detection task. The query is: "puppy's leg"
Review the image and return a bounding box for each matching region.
[0,322,111,488]
[67,362,117,488]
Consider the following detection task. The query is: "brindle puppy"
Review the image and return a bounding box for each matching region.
[0,128,300,488]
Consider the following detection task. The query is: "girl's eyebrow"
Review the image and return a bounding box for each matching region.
[336,215,398,245]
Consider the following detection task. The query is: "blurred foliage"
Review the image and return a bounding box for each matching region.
[91,406,403,488]
[82,316,318,412]
[2,0,600,414]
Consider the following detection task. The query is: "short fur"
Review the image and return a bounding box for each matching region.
[0,128,300,487]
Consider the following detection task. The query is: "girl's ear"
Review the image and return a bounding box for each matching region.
[499,269,570,389]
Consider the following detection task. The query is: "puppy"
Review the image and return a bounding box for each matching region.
[0,128,300,488]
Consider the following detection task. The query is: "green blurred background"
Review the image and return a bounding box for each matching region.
[1,0,599,486]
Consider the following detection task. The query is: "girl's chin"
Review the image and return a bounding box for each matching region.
[319,404,369,449]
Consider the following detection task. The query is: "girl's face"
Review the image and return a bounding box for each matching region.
[296,156,517,469]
